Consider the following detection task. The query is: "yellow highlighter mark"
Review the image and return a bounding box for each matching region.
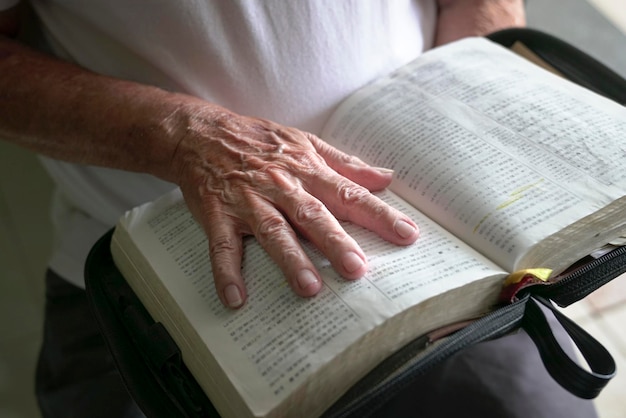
[496,194,524,210]
[473,212,492,234]
[473,179,545,233]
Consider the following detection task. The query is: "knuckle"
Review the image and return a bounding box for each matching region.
[337,152,360,166]
[368,199,387,218]
[255,215,289,242]
[279,248,302,265]
[334,180,389,222]
[294,198,328,225]
[209,235,238,259]
[208,236,242,280]
[323,230,347,250]
[337,180,371,206]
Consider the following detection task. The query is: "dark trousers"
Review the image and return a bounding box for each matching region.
[35,269,598,418]
[374,321,600,418]
[36,269,144,418]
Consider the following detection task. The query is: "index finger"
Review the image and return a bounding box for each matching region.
[307,174,419,245]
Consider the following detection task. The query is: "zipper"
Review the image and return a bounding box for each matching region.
[525,245,626,307]
[324,297,528,418]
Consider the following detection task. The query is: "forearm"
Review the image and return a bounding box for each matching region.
[0,35,222,183]
[0,6,421,309]
[435,0,526,46]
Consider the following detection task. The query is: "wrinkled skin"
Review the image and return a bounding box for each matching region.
[172,110,419,308]
[0,0,525,309]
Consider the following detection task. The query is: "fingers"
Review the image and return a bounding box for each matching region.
[268,173,369,280]
[299,172,419,246]
[307,133,394,192]
[199,180,374,309]
[333,180,419,245]
[203,205,248,309]
[176,115,419,310]
[204,192,324,309]
[306,133,419,245]
[198,160,416,310]
[247,195,325,295]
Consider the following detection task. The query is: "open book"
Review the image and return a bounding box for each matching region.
[111,37,626,418]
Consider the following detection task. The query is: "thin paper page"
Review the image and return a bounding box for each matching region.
[119,188,505,414]
[322,37,626,272]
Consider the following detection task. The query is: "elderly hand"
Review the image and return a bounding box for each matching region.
[0,28,419,309]
[170,107,420,308]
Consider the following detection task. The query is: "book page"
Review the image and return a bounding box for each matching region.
[114,188,506,417]
[322,37,626,273]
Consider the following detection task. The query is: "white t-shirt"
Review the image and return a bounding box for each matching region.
[12,0,437,286]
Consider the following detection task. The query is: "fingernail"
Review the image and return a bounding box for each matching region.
[224,284,243,308]
[297,269,319,290]
[342,251,365,273]
[394,219,416,239]
[373,166,395,175]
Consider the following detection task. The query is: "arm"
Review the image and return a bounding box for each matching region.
[435,0,526,46]
[0,5,419,308]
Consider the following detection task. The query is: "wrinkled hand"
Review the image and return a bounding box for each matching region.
[171,108,419,308]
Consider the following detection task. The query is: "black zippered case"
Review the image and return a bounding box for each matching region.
[84,28,626,418]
